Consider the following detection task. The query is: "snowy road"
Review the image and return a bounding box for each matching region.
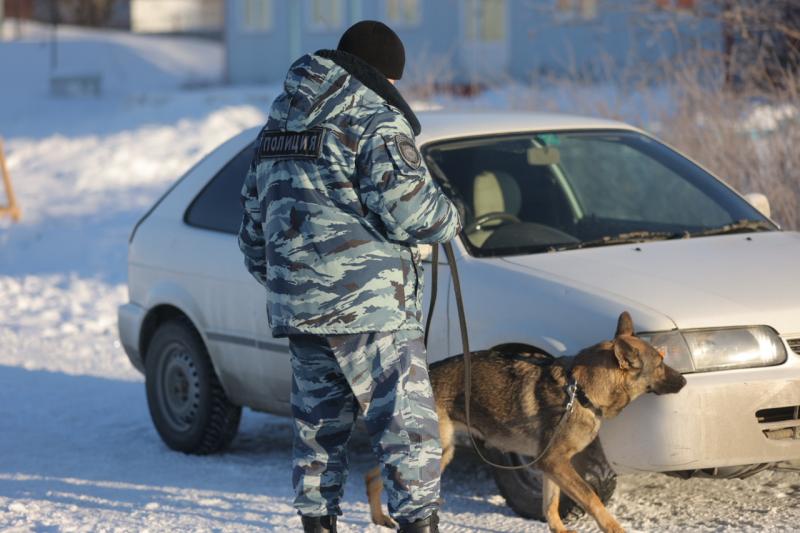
[3,362,800,532]
[2,23,800,532]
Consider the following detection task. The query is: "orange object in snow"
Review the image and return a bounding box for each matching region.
[0,138,21,222]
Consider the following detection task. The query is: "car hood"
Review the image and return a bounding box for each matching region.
[502,231,800,336]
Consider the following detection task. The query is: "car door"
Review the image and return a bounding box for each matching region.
[182,141,291,414]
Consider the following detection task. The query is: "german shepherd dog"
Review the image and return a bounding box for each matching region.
[365,312,687,533]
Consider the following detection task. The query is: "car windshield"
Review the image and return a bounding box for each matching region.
[424,130,774,256]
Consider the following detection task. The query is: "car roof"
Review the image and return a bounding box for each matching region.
[415,110,640,144]
[236,110,641,148]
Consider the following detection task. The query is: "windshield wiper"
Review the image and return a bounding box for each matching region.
[548,230,684,252]
[547,220,775,253]
[685,219,775,237]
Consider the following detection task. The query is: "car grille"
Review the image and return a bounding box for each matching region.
[756,406,800,440]
[759,340,800,439]
[788,338,800,355]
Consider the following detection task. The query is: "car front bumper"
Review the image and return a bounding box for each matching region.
[600,346,800,474]
[118,302,146,373]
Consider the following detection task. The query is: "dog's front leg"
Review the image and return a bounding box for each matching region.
[541,461,624,533]
[543,473,576,533]
[365,467,397,529]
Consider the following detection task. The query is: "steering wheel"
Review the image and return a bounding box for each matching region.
[463,211,521,234]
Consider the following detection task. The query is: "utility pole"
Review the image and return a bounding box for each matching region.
[349,0,363,23]
[14,0,22,40]
[288,1,301,65]
[14,0,22,39]
[50,0,58,73]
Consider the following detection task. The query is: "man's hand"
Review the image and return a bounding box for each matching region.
[436,176,467,226]
[418,244,433,261]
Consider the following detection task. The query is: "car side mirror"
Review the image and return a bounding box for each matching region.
[743,192,771,218]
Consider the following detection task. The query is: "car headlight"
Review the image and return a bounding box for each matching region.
[638,326,787,373]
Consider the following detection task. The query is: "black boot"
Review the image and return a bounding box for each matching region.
[301,515,337,533]
[397,510,439,533]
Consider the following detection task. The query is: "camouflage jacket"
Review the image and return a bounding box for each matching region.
[237,50,461,337]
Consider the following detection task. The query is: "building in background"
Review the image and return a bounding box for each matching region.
[131,0,223,36]
[2,0,721,83]
[1,0,223,35]
[29,0,130,28]
[3,0,35,22]
[224,0,720,86]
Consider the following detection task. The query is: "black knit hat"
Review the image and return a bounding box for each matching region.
[337,20,405,80]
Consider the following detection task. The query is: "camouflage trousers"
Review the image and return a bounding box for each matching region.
[288,329,441,525]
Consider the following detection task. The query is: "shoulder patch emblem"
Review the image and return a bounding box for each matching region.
[395,134,421,169]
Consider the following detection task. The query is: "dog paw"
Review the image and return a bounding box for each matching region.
[371,513,398,529]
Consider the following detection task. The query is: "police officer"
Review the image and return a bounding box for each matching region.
[238,20,461,533]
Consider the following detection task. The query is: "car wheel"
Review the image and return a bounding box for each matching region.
[488,437,617,522]
[145,319,241,454]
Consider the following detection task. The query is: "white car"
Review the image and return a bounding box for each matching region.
[118,111,800,521]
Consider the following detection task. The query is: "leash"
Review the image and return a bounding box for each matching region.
[425,241,579,470]
[422,244,438,348]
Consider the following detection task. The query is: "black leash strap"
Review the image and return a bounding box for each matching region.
[423,244,438,348]
[426,241,576,470]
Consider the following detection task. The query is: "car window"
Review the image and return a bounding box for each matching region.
[425,137,575,249]
[557,135,730,227]
[425,130,770,257]
[185,142,256,234]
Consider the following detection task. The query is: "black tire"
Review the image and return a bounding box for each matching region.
[489,437,617,522]
[145,319,242,454]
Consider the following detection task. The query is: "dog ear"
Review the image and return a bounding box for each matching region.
[613,337,643,370]
[615,311,634,338]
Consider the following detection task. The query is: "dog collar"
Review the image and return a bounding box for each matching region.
[576,386,602,416]
[565,376,578,412]
[567,374,603,417]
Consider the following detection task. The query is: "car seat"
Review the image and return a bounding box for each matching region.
[470,170,521,247]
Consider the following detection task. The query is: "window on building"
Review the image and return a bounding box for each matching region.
[307,0,344,31]
[464,0,507,42]
[556,0,575,14]
[385,0,421,27]
[185,144,255,235]
[555,0,597,21]
[580,0,597,20]
[242,0,273,32]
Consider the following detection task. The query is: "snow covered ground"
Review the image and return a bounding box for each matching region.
[2,22,800,532]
